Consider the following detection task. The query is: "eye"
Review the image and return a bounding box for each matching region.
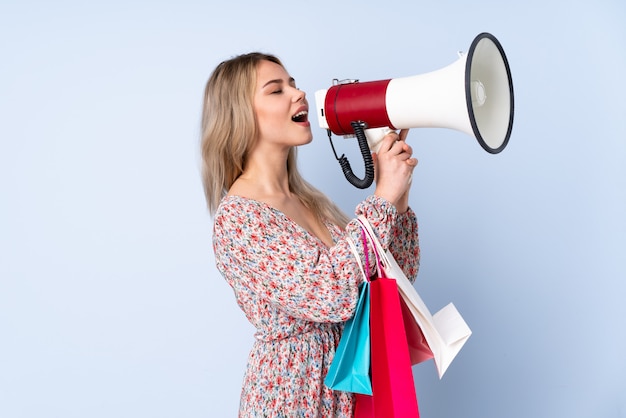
[271,89,283,94]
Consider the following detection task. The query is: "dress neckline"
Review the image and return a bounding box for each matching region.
[222,194,338,249]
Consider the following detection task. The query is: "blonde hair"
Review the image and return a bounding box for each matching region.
[201,52,350,228]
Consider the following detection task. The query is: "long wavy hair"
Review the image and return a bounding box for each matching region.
[201,52,349,228]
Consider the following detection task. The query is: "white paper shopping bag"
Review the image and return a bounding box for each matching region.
[358,216,472,378]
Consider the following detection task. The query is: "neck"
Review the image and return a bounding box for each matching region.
[239,145,292,197]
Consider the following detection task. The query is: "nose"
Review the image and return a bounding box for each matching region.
[292,87,306,102]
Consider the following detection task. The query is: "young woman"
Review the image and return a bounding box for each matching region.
[201,52,420,417]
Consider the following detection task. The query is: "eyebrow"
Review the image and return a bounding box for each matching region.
[262,77,296,89]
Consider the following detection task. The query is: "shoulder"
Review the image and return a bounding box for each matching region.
[214,195,280,233]
[216,195,264,222]
[213,196,262,249]
[213,195,291,257]
[216,194,256,214]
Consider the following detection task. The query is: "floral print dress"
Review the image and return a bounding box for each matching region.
[213,195,420,417]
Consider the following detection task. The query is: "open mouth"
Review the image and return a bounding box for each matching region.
[291,110,308,123]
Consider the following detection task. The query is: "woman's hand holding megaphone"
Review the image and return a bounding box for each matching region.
[373,129,417,213]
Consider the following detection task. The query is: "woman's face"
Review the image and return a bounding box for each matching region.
[253,60,312,148]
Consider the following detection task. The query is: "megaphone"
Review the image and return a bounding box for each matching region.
[315,32,514,188]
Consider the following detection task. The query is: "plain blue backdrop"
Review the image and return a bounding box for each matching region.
[1,1,625,417]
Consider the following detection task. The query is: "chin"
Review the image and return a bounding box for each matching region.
[294,126,313,145]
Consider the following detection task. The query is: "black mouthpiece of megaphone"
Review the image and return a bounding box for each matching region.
[315,32,514,188]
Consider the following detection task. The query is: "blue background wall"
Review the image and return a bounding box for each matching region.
[1,1,624,417]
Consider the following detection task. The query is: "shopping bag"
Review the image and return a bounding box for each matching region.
[324,281,372,394]
[368,276,420,417]
[400,296,434,365]
[358,216,472,378]
[325,229,372,395]
[355,223,420,418]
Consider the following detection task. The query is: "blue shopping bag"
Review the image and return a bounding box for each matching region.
[324,280,372,395]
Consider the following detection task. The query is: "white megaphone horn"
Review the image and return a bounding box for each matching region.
[315,32,514,189]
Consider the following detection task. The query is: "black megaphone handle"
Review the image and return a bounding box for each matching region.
[327,121,374,189]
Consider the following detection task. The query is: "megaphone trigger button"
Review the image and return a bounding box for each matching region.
[334,78,359,85]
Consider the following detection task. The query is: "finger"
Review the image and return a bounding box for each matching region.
[406,157,418,167]
[389,140,412,156]
[377,132,399,153]
[398,129,409,142]
[372,152,379,182]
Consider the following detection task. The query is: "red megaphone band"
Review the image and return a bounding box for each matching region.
[324,79,395,135]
